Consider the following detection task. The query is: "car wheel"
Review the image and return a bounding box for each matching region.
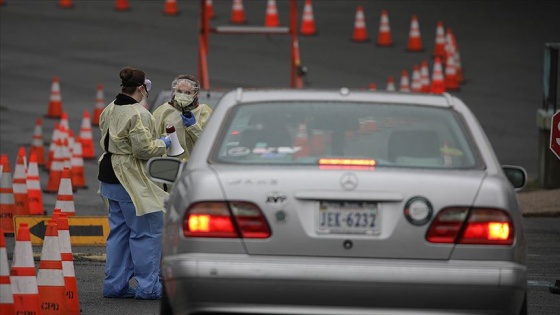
[160,282,173,315]
[518,292,528,315]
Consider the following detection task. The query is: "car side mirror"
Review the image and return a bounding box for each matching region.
[502,165,527,191]
[147,157,183,184]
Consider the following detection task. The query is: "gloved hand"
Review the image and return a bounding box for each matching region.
[160,135,171,149]
[180,112,196,127]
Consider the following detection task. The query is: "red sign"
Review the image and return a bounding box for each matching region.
[551,111,560,160]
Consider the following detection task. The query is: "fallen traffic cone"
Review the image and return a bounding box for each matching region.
[445,49,459,91]
[47,76,63,118]
[45,137,64,193]
[163,0,179,16]
[352,6,369,42]
[26,152,45,215]
[420,60,431,93]
[399,70,410,92]
[376,9,393,46]
[12,150,29,217]
[0,155,15,234]
[37,219,68,315]
[80,110,95,159]
[433,20,446,58]
[31,117,46,166]
[71,136,86,190]
[114,0,129,11]
[406,14,423,52]
[58,0,73,9]
[92,84,105,126]
[46,122,61,170]
[430,56,446,94]
[386,76,396,91]
[10,223,41,314]
[0,228,15,314]
[55,168,76,216]
[57,213,81,314]
[206,0,216,19]
[264,0,279,27]
[411,65,422,92]
[230,0,246,24]
[300,0,316,36]
[293,123,309,158]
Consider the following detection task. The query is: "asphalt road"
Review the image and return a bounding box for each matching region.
[1,1,560,314]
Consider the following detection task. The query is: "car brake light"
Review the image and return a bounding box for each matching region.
[426,208,514,245]
[318,158,376,170]
[183,201,271,239]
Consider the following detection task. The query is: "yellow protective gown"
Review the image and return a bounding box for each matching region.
[98,101,168,216]
[153,102,213,161]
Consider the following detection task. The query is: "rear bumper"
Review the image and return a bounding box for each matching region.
[163,253,526,315]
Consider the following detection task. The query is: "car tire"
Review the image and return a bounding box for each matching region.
[518,292,528,315]
[160,282,173,315]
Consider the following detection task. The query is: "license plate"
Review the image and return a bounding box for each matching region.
[316,201,380,234]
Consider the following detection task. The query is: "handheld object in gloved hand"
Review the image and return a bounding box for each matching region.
[180,112,196,127]
[166,125,185,157]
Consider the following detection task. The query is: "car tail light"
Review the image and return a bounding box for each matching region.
[318,158,376,170]
[426,208,514,245]
[183,201,271,239]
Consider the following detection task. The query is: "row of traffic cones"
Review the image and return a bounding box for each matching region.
[1,149,77,233]
[1,212,81,314]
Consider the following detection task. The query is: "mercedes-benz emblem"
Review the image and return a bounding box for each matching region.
[340,173,358,191]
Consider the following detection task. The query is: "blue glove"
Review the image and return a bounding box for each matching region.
[160,135,171,148]
[180,112,196,127]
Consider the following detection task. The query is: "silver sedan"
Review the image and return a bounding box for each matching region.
[148,88,528,315]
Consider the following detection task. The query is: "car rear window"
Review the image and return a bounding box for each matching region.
[214,101,481,169]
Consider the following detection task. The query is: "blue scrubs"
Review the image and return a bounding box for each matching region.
[101,182,163,299]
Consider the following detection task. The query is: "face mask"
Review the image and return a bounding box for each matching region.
[175,93,195,108]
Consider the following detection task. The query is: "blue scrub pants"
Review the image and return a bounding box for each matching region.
[101,182,163,299]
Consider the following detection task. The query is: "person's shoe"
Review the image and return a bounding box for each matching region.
[103,287,136,299]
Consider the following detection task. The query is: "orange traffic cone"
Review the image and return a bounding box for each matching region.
[46,122,60,170]
[293,123,309,158]
[376,9,393,46]
[430,56,446,94]
[37,219,68,315]
[369,83,377,91]
[71,136,86,189]
[300,0,316,36]
[55,168,76,216]
[386,76,396,91]
[399,70,410,92]
[59,112,70,138]
[0,228,15,314]
[10,223,41,314]
[80,110,95,159]
[47,76,63,118]
[163,0,179,16]
[58,0,73,9]
[445,49,459,91]
[60,138,74,191]
[230,0,246,24]
[45,137,64,193]
[31,117,46,166]
[264,0,279,27]
[433,20,445,58]
[26,152,44,215]
[57,214,81,314]
[420,60,431,93]
[12,150,29,217]
[411,65,422,92]
[352,6,368,42]
[447,29,464,84]
[206,0,216,19]
[406,14,423,52]
[92,84,105,126]
[114,0,129,11]
[0,154,15,234]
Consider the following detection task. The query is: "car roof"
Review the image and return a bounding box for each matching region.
[216,88,461,110]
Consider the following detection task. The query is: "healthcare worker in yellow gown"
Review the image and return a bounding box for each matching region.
[153,74,213,162]
[98,66,171,300]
